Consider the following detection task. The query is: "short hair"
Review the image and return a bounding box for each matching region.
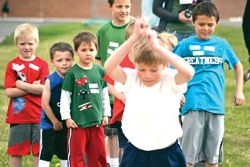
[129,35,169,66]
[14,23,39,45]
[192,2,220,23]
[49,42,74,60]
[108,0,132,7]
[125,20,135,40]
[158,32,178,49]
[73,32,98,51]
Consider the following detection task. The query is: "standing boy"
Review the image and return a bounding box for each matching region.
[104,18,194,167]
[60,32,111,167]
[174,2,245,167]
[39,42,74,167]
[4,23,49,167]
[96,0,133,166]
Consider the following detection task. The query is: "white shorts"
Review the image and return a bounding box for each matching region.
[180,111,224,164]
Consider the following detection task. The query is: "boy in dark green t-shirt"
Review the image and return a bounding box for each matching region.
[60,32,111,167]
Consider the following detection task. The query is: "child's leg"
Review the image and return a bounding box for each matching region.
[8,124,39,167]
[67,128,87,167]
[181,111,205,165]
[39,129,57,166]
[203,113,224,166]
[33,155,39,167]
[31,124,40,167]
[60,159,67,167]
[9,155,22,167]
[55,128,68,160]
[86,126,107,167]
[105,126,119,167]
[38,160,50,167]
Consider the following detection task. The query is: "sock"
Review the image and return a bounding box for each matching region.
[110,158,119,167]
[60,159,68,167]
[38,160,50,167]
[107,156,110,164]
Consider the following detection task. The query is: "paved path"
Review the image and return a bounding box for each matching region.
[0,17,242,43]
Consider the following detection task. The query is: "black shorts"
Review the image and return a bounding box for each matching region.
[104,126,118,136]
[40,128,67,161]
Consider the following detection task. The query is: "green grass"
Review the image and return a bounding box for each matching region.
[0,23,250,166]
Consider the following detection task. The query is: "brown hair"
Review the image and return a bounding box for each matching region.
[192,2,220,23]
[108,0,132,7]
[49,42,74,60]
[125,20,135,40]
[73,32,98,51]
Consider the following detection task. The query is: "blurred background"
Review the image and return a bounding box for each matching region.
[0,0,246,20]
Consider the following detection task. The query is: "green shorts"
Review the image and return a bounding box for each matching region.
[180,111,224,164]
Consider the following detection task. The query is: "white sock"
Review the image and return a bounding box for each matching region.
[107,156,110,164]
[60,159,68,167]
[110,158,119,167]
[38,160,50,167]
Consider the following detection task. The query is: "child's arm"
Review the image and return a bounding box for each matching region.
[108,84,126,103]
[147,30,195,85]
[15,80,44,95]
[102,86,111,117]
[60,90,78,128]
[233,62,245,106]
[42,79,63,130]
[104,18,148,83]
[4,87,28,98]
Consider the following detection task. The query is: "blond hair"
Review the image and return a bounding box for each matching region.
[158,32,178,49]
[129,36,166,66]
[14,23,39,45]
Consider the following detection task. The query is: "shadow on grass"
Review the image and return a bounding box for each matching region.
[0,85,5,90]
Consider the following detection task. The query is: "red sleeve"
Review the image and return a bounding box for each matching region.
[4,62,17,88]
[39,59,49,85]
[103,73,114,85]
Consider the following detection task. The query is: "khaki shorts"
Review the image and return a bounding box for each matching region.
[180,111,224,164]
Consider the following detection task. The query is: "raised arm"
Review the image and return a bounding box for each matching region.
[104,18,148,84]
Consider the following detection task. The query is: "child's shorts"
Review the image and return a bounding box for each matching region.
[8,123,40,156]
[120,140,186,167]
[117,126,128,148]
[181,111,224,164]
[39,128,67,161]
[104,126,118,136]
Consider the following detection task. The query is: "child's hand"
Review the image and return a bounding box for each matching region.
[132,17,148,40]
[147,29,159,49]
[66,119,78,128]
[101,116,109,126]
[52,120,63,131]
[117,92,126,104]
[180,95,185,107]
[15,80,25,88]
[234,91,245,106]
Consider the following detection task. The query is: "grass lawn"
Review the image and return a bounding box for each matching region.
[0,23,250,166]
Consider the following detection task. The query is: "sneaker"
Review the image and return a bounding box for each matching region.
[244,69,250,83]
